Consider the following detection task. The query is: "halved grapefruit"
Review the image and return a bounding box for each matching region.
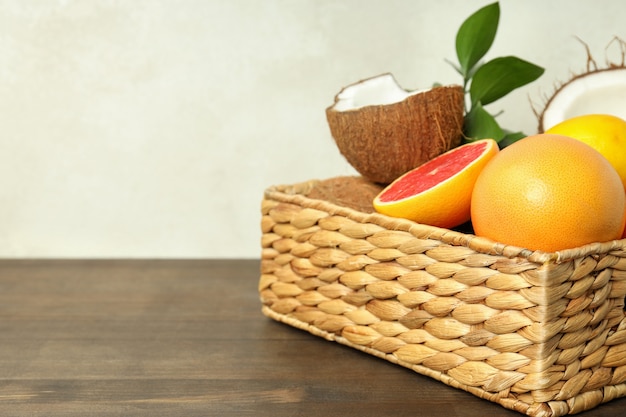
[373,139,499,228]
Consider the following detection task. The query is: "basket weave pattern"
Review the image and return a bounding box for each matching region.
[260,180,626,417]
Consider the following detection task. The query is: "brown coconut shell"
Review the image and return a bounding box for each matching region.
[534,37,626,132]
[306,176,384,213]
[326,73,464,184]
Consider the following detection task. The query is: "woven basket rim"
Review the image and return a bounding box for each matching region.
[265,179,626,264]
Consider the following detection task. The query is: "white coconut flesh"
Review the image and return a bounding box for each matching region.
[541,68,626,131]
[331,73,428,112]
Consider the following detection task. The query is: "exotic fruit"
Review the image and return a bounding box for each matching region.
[326,73,464,184]
[537,37,626,132]
[471,134,626,252]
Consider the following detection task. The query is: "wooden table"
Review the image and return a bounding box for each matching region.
[0,259,624,416]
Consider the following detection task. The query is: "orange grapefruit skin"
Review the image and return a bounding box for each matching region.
[471,134,626,252]
[373,139,499,229]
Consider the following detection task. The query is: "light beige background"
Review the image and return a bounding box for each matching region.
[0,0,623,258]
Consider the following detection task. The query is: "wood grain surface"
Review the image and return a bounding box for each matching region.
[0,259,623,416]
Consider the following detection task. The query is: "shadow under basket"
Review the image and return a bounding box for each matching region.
[259,180,626,417]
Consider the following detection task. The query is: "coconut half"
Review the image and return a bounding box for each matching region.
[326,73,464,184]
[537,37,626,131]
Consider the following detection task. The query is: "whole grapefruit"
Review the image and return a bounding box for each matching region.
[471,134,625,252]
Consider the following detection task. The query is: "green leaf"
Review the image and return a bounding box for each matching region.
[463,103,504,141]
[469,56,545,106]
[455,2,500,77]
[498,131,527,148]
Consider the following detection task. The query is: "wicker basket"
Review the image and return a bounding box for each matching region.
[259,179,626,417]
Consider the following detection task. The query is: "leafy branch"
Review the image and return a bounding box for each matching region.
[449,2,544,145]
